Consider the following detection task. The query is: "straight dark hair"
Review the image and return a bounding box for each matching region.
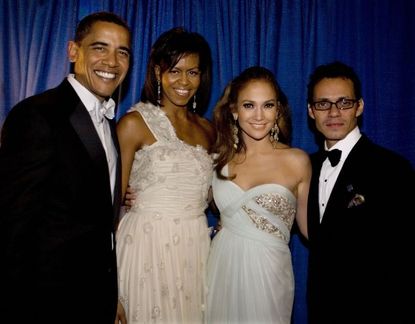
[141,27,212,115]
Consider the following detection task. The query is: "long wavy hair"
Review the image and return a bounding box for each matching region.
[212,66,292,179]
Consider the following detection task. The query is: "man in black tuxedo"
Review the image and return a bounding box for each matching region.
[0,12,131,323]
[306,61,414,324]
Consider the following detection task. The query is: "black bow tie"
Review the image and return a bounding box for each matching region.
[324,149,342,167]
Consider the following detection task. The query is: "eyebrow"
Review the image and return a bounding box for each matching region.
[89,41,108,47]
[119,46,131,54]
[89,41,131,54]
[241,99,276,103]
[170,65,200,71]
[314,96,350,101]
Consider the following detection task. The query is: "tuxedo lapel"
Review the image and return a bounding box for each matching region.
[108,118,122,222]
[57,79,109,171]
[60,79,119,221]
[321,137,367,223]
[321,166,354,222]
[62,82,112,206]
[308,151,325,237]
[69,102,109,175]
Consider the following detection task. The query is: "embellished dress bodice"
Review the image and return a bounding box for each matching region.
[127,101,213,218]
[205,164,297,324]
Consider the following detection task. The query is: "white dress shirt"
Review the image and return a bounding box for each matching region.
[67,74,117,202]
[318,126,361,221]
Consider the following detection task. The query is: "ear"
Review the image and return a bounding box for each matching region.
[67,41,79,63]
[154,65,161,81]
[356,99,364,117]
[307,104,316,120]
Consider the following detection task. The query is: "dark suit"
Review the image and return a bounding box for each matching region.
[307,134,414,324]
[0,79,122,323]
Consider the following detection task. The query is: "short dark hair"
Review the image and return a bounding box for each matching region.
[307,61,362,103]
[74,11,131,45]
[141,27,212,114]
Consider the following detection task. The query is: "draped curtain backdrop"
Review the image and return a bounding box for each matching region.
[1,1,414,323]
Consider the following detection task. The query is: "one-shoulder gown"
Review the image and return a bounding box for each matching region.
[117,102,213,323]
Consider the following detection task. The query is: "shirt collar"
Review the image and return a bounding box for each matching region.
[324,126,362,160]
[67,74,101,113]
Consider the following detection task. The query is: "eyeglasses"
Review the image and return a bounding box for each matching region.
[311,98,359,111]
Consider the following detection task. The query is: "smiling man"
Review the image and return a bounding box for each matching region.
[0,12,131,324]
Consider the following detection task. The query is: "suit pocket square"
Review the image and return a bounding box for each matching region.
[347,194,365,208]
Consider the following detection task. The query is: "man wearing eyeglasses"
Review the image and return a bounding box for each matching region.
[305,61,414,324]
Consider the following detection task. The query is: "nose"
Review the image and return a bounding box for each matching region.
[178,72,190,85]
[328,104,341,117]
[253,107,265,119]
[102,50,118,67]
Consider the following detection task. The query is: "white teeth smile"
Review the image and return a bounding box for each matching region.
[175,89,190,96]
[250,124,268,130]
[95,71,116,79]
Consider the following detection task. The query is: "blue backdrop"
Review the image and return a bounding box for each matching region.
[1,1,414,323]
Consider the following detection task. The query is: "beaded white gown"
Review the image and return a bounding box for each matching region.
[206,165,297,324]
[116,102,213,323]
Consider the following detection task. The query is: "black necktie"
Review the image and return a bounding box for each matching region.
[324,149,342,167]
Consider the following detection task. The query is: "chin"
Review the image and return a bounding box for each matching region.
[96,88,118,98]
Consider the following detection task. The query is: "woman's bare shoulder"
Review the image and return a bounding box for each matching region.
[118,109,145,128]
[196,115,216,143]
[117,109,154,148]
[278,146,311,167]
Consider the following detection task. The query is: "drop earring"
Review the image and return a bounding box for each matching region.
[269,121,279,148]
[192,95,197,113]
[232,117,239,149]
[157,80,161,105]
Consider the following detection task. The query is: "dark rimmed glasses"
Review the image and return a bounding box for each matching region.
[311,98,359,111]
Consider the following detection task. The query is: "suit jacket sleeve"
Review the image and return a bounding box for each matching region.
[0,100,55,274]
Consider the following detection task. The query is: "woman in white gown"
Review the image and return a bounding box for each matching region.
[116,27,215,323]
[206,66,311,324]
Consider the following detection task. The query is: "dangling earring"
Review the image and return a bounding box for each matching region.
[157,80,161,105]
[192,95,197,113]
[270,122,279,148]
[232,117,239,149]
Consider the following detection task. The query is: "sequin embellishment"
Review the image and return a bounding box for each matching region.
[242,193,296,242]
